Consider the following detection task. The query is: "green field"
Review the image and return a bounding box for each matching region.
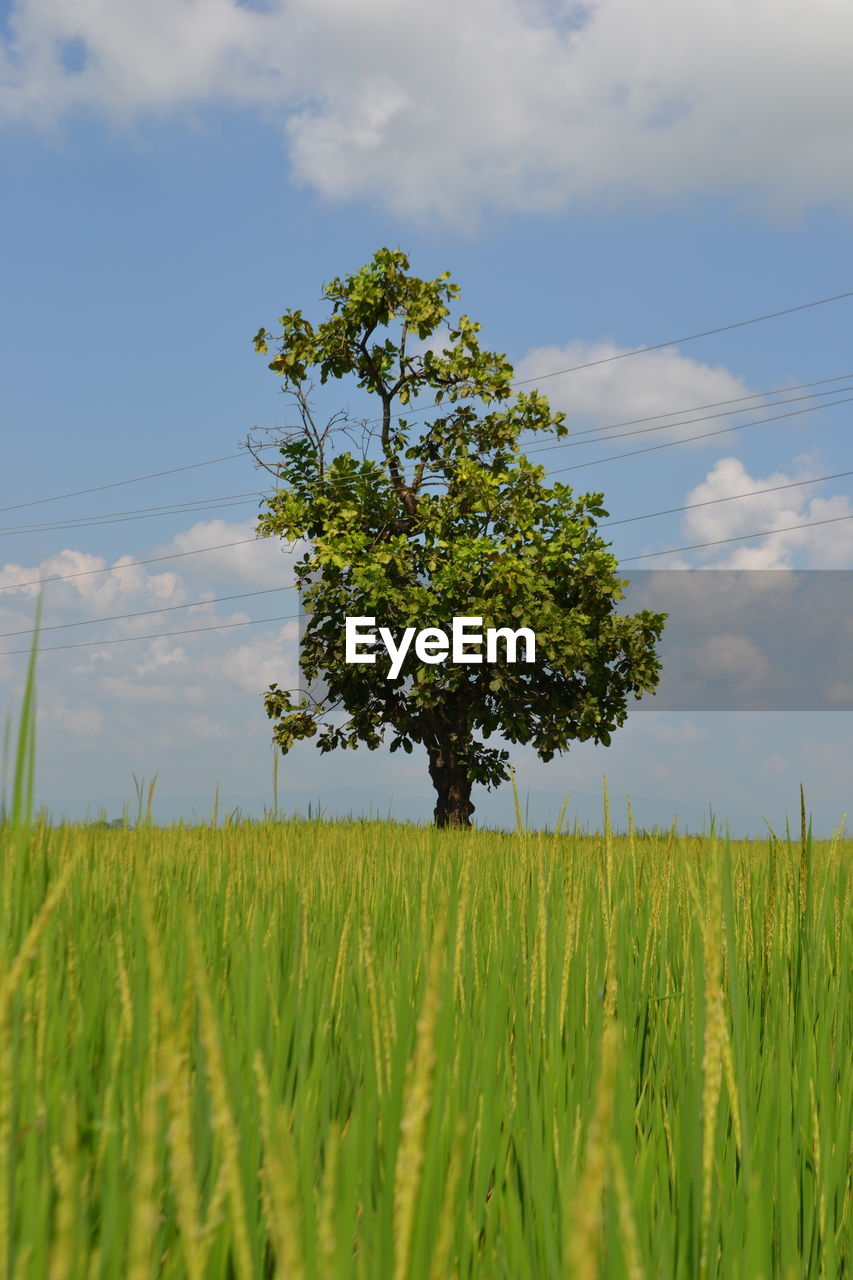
[0,800,850,1278]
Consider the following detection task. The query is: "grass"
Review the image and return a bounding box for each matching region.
[0,811,850,1277]
[0,637,850,1276]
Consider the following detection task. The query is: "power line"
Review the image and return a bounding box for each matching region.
[0,586,295,638]
[6,508,853,651]
[259,376,853,491]
[1,372,847,538]
[0,458,850,601]
[520,371,853,446]
[0,537,283,593]
[299,287,853,432]
[5,287,852,516]
[0,467,848,631]
[272,377,853,479]
[4,506,853,652]
[255,379,853,497]
[0,613,297,657]
[600,469,853,527]
[545,393,853,475]
[0,491,261,535]
[0,452,270,517]
[344,288,853,432]
[0,412,849,602]
[519,382,853,458]
[1,469,848,625]
[503,289,853,393]
[0,498,258,538]
[620,512,853,562]
[259,368,853,464]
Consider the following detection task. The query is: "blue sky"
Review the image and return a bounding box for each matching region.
[2,0,853,833]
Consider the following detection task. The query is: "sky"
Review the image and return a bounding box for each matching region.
[2,0,853,834]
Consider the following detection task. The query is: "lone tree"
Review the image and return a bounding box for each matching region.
[250,248,666,828]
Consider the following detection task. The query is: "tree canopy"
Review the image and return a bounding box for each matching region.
[251,248,667,826]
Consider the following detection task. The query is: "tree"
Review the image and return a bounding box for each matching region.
[249,248,667,828]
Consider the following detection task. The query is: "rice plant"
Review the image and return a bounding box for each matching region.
[0,622,850,1276]
[0,794,850,1277]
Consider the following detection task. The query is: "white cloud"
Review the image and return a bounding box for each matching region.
[692,633,769,688]
[208,623,299,694]
[680,456,853,568]
[2,0,852,223]
[515,341,756,434]
[160,519,300,588]
[130,640,190,677]
[824,680,853,707]
[0,0,267,117]
[0,518,301,813]
[0,547,186,609]
[36,700,105,737]
[100,676,206,704]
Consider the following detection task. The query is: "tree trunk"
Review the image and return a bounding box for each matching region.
[426,740,475,828]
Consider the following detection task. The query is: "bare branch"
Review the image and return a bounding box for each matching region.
[243,431,291,482]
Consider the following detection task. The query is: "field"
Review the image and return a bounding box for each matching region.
[1,797,850,1279]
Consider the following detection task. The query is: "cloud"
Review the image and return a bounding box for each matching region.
[36,700,105,737]
[159,519,300,588]
[208,624,299,694]
[693,633,769,688]
[0,0,267,117]
[100,675,206,704]
[0,547,186,610]
[515,341,756,434]
[0,519,299,610]
[620,567,853,710]
[824,680,853,707]
[680,456,853,567]
[0,517,300,813]
[2,0,852,223]
[131,639,190,677]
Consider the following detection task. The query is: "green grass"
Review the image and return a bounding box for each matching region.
[0,636,850,1276]
[0,809,850,1278]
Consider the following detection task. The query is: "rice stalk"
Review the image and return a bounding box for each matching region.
[126,1034,164,1280]
[317,1123,340,1280]
[392,915,447,1280]
[428,1117,465,1280]
[565,913,620,1279]
[187,918,255,1280]
[610,1140,645,1280]
[137,877,204,1280]
[698,842,724,1280]
[47,1096,78,1280]
[254,1054,305,1280]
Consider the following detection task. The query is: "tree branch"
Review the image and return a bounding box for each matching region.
[358,329,418,519]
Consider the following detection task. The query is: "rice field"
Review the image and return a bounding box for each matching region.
[1,635,851,1277]
[0,795,850,1278]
